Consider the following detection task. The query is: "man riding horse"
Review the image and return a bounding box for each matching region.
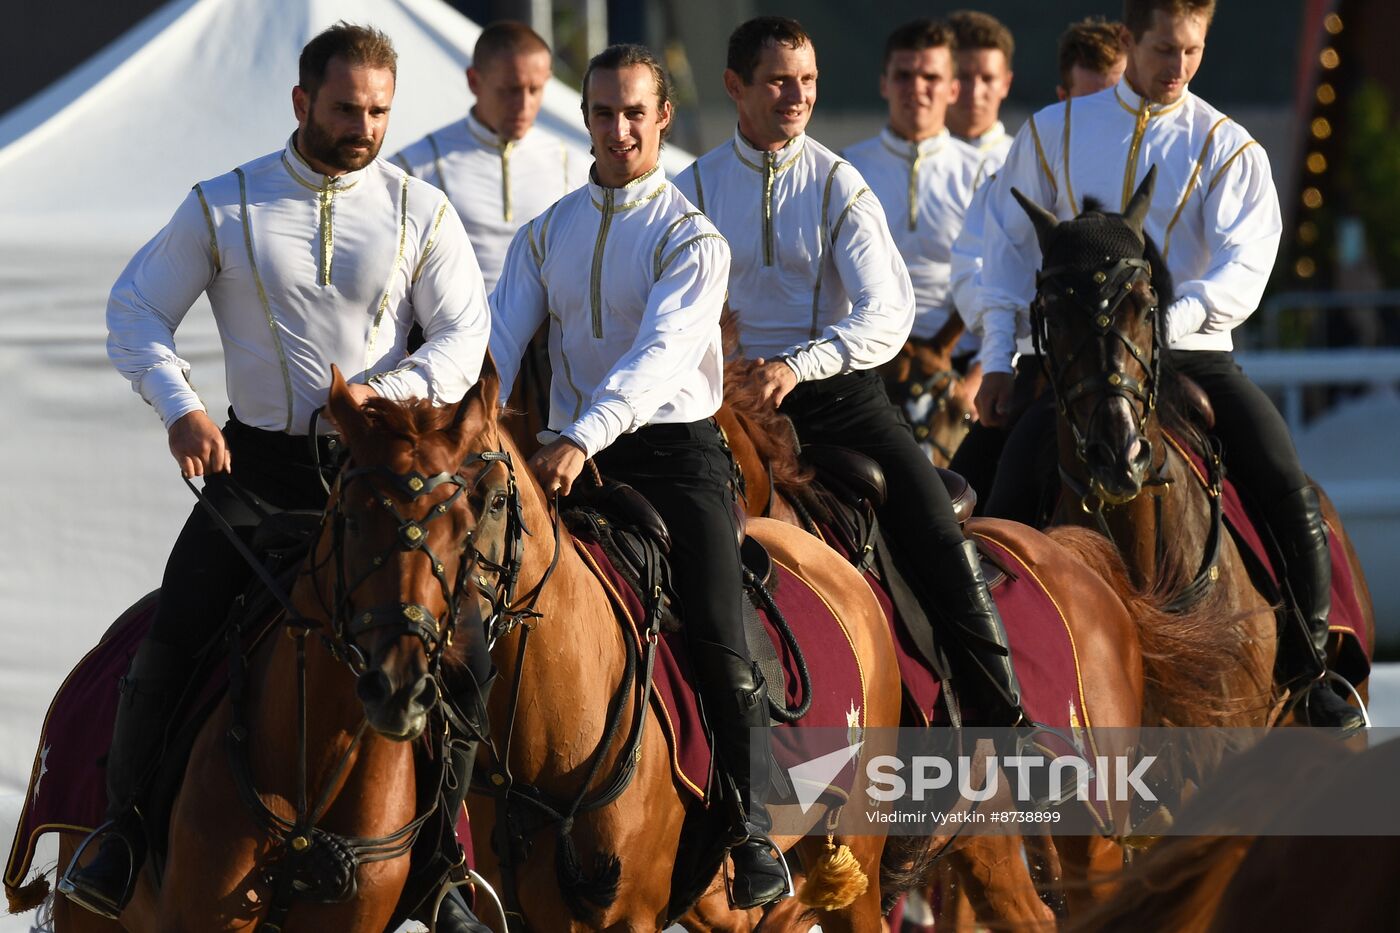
[971,0,1362,731]
[62,24,495,931]
[677,16,1037,730]
[487,44,789,910]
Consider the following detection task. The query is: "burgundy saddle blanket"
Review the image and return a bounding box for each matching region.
[1167,433,1371,684]
[573,537,868,802]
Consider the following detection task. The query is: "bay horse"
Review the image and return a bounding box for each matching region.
[440,365,912,931]
[48,366,494,931]
[716,359,1249,927]
[880,315,980,467]
[1010,172,1373,729]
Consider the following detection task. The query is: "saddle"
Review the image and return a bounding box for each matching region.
[563,480,805,727]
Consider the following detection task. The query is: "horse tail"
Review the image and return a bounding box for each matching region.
[554,824,622,924]
[877,834,943,912]
[1044,526,1250,727]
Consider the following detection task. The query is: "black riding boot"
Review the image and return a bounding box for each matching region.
[1268,486,1365,733]
[932,539,1027,726]
[693,641,789,909]
[59,639,187,918]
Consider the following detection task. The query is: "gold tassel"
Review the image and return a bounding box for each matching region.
[799,837,868,910]
[5,874,51,914]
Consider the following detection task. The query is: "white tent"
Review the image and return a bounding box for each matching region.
[0,3,689,920]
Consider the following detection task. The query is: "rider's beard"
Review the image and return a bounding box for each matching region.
[299,112,381,173]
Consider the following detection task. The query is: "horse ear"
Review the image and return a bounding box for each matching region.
[444,354,501,450]
[1011,187,1058,256]
[327,364,369,444]
[1123,165,1158,238]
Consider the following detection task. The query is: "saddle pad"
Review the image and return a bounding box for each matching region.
[6,594,155,897]
[1167,433,1372,684]
[884,534,1088,731]
[573,538,868,802]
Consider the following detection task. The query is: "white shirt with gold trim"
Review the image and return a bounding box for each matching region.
[845,127,983,348]
[676,129,914,384]
[974,83,1282,375]
[959,120,1013,172]
[489,164,727,458]
[394,111,588,292]
[107,139,490,433]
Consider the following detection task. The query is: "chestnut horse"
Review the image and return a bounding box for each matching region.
[49,367,492,931]
[440,366,911,932]
[1011,176,1373,731]
[880,315,980,467]
[716,360,1249,927]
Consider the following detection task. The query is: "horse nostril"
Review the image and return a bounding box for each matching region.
[356,670,391,706]
[410,675,439,711]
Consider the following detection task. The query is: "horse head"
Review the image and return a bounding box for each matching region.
[323,361,504,740]
[1012,166,1167,505]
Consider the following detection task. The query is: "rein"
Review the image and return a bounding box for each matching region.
[187,443,519,929]
[1034,257,1224,612]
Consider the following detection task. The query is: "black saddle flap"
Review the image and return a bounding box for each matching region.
[250,509,324,555]
[567,480,671,552]
[802,444,888,507]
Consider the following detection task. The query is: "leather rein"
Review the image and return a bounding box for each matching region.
[1031,257,1224,613]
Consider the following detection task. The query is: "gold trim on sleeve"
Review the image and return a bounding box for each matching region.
[1207,141,1259,197]
[1062,98,1078,215]
[235,167,295,432]
[658,234,725,277]
[830,186,871,245]
[193,183,221,274]
[1163,116,1232,259]
[367,175,410,368]
[1027,114,1059,202]
[810,162,845,339]
[653,211,705,280]
[690,162,706,213]
[413,202,451,284]
[426,133,450,201]
[548,306,586,419]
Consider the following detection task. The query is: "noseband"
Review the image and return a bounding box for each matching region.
[1031,254,1161,504]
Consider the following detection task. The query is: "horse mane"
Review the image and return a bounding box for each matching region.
[358,396,463,443]
[719,312,825,514]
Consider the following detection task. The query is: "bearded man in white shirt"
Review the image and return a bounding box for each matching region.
[947,10,1016,169]
[394,21,587,294]
[677,16,1036,734]
[973,0,1361,731]
[61,24,494,931]
[489,44,788,910]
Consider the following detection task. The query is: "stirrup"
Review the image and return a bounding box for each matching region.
[1287,674,1369,736]
[57,819,138,920]
[723,831,794,909]
[1005,720,1097,808]
[427,870,507,933]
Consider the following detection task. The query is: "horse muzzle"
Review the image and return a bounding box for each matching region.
[356,666,438,740]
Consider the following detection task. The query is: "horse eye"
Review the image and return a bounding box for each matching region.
[489,492,508,513]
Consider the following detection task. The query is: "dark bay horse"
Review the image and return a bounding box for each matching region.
[716,363,1249,927]
[1011,173,1374,729]
[51,367,492,931]
[446,367,909,931]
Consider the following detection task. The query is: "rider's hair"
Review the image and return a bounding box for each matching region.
[1122,0,1216,39]
[947,10,1014,67]
[726,16,812,85]
[882,19,956,70]
[1057,17,1124,90]
[580,44,675,139]
[299,22,397,99]
[473,21,551,72]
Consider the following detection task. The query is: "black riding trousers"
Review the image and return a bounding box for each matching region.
[1168,350,1310,505]
[590,420,748,660]
[150,416,336,656]
[780,369,965,560]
